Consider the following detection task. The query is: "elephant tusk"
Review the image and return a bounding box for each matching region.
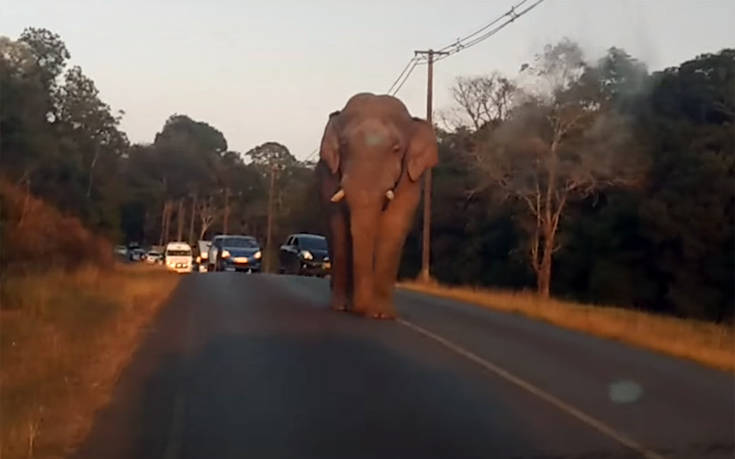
[385,190,395,200]
[330,189,345,202]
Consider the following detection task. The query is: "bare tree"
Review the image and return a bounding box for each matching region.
[470,40,645,297]
[451,72,516,130]
[197,196,220,240]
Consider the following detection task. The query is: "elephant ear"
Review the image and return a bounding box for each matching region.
[407,118,439,182]
[320,111,341,175]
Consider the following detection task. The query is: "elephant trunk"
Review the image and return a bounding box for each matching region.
[349,206,380,315]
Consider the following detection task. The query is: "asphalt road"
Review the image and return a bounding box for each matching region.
[76,273,734,459]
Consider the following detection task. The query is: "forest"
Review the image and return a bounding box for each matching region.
[1,28,732,321]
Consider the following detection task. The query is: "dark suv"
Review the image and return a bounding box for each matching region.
[279,234,330,276]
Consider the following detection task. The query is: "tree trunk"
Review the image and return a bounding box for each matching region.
[223,187,230,235]
[176,199,184,241]
[188,193,197,244]
[264,167,276,272]
[537,246,552,298]
[18,178,31,227]
[537,220,556,298]
[163,200,173,245]
[536,136,560,298]
[159,201,168,246]
[86,146,99,198]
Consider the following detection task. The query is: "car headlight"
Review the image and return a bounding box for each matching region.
[300,250,313,260]
[221,249,231,258]
[254,250,262,260]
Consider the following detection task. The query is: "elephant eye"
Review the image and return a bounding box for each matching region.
[392,144,402,154]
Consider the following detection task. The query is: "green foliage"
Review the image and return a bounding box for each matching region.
[421,44,734,320]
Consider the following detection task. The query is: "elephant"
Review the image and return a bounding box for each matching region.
[316,93,438,319]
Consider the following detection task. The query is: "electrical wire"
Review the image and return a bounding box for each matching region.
[387,57,419,94]
[434,0,545,62]
[389,57,425,96]
[436,0,530,54]
[384,0,544,95]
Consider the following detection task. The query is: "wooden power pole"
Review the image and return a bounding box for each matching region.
[414,49,447,283]
[265,164,277,273]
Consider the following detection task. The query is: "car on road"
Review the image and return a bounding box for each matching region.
[164,242,193,273]
[129,248,146,262]
[143,250,164,264]
[114,245,128,258]
[279,233,330,276]
[194,240,211,272]
[208,235,262,272]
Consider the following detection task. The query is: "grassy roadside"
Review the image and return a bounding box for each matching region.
[398,282,734,372]
[0,264,179,459]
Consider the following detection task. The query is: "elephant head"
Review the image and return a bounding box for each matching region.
[317,93,438,318]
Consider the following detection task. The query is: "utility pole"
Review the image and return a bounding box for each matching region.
[265,164,277,273]
[414,49,448,283]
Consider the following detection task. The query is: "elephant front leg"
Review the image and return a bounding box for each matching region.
[328,210,351,312]
[373,188,421,319]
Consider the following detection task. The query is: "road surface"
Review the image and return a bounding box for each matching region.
[76,274,734,459]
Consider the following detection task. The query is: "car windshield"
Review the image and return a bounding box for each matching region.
[300,236,327,251]
[166,250,190,256]
[222,237,257,248]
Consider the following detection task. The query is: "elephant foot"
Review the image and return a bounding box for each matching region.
[352,306,396,320]
[330,297,350,312]
[367,310,396,320]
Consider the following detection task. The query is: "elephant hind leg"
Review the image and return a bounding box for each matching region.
[328,210,352,312]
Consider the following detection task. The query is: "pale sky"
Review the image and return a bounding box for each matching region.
[2,0,733,160]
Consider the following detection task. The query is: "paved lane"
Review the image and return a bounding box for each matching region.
[76,274,734,459]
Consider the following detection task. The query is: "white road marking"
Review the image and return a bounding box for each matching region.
[397,318,665,459]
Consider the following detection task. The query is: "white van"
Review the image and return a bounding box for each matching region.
[164,242,193,273]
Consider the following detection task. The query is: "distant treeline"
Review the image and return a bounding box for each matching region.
[1,29,732,320]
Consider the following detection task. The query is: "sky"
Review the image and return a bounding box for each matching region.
[2,0,733,160]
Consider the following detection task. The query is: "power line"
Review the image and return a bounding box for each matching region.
[305,148,318,162]
[434,0,545,62]
[385,0,545,96]
[436,0,530,54]
[389,58,425,96]
[387,57,419,94]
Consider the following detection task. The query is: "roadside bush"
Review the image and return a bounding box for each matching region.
[0,180,112,275]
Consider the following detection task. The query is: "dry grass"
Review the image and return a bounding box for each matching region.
[398,282,735,372]
[0,264,179,459]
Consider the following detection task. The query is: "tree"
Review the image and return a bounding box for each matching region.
[244,142,299,271]
[246,141,297,170]
[18,27,69,91]
[197,196,220,240]
[56,65,128,198]
[635,49,735,319]
[0,35,60,182]
[469,39,645,297]
[449,72,516,130]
